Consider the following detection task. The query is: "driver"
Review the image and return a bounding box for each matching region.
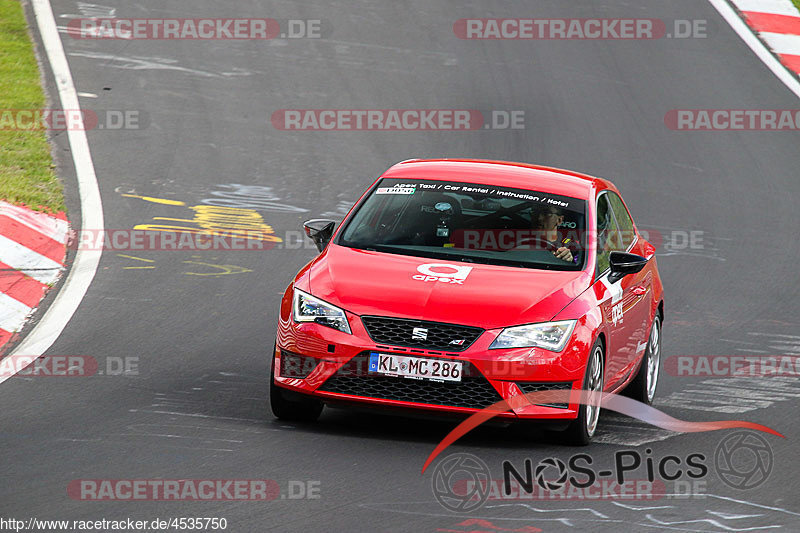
[530,205,578,263]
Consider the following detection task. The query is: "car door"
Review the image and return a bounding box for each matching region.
[594,191,639,388]
[597,191,652,387]
[606,191,653,378]
[593,193,624,385]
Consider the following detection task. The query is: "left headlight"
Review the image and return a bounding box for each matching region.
[292,288,352,334]
[489,320,576,352]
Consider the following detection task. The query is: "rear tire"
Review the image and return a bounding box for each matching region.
[562,339,604,446]
[626,314,662,405]
[270,345,323,422]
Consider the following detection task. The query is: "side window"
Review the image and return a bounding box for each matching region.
[595,194,621,276]
[607,192,635,250]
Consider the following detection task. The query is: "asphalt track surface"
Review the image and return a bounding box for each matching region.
[2,0,800,531]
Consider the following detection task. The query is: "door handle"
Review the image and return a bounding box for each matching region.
[631,285,647,296]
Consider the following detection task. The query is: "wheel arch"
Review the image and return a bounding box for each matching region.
[595,331,607,364]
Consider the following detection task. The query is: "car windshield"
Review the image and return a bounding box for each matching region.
[338,178,587,270]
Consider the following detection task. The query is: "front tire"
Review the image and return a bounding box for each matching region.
[563,339,604,445]
[270,345,323,422]
[626,314,662,405]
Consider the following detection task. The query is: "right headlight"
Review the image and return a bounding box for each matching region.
[292,288,352,334]
[489,320,577,352]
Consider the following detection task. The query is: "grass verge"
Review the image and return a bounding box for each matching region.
[0,0,65,213]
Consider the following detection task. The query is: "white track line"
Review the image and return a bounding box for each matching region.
[1,0,104,382]
[708,0,800,100]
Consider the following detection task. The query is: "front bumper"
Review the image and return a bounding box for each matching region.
[273,311,592,420]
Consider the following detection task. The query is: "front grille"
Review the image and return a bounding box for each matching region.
[516,382,573,409]
[319,353,503,410]
[360,316,483,352]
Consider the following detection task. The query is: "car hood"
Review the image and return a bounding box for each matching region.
[305,245,592,329]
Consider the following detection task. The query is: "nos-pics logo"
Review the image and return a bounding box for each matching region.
[413,263,473,285]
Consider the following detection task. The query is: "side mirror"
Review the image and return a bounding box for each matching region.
[608,251,648,283]
[303,219,336,252]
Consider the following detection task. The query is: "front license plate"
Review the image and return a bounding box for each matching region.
[368,353,462,382]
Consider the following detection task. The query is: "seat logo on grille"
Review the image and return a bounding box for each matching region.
[412,327,429,341]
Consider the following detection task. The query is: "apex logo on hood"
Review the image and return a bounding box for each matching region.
[412,263,473,285]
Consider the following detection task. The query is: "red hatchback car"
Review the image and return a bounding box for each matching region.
[271,159,664,444]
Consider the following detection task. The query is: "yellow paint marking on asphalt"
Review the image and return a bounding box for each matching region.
[118,254,156,269]
[182,260,253,277]
[122,194,186,206]
[117,254,155,263]
[133,205,282,242]
[123,192,282,243]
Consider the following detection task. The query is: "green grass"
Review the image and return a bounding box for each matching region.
[793,0,800,14]
[0,0,65,213]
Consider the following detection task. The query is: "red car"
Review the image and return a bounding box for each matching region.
[271,159,663,444]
